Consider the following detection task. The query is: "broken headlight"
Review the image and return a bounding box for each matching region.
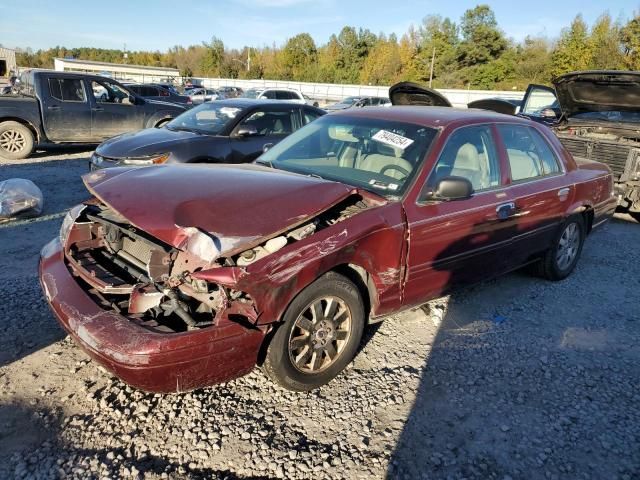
[59,204,85,246]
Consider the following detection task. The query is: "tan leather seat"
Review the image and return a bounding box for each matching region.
[508,149,542,180]
[360,145,413,180]
[271,118,285,134]
[450,143,489,190]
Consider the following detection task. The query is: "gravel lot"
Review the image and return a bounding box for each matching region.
[0,150,639,480]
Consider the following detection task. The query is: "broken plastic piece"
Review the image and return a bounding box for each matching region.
[492,314,508,324]
[0,178,43,220]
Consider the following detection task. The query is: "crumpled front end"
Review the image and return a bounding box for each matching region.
[38,202,269,393]
[40,187,398,392]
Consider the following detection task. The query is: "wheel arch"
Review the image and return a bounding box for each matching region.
[0,117,40,144]
[568,203,595,235]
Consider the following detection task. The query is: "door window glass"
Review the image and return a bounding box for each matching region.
[427,125,500,192]
[262,90,277,99]
[521,87,558,116]
[303,109,322,124]
[239,110,295,135]
[91,80,132,104]
[48,78,86,102]
[498,125,560,181]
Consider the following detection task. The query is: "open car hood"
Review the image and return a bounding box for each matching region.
[553,71,640,118]
[467,98,521,115]
[82,164,354,260]
[389,82,452,107]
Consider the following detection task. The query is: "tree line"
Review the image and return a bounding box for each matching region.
[14,5,640,90]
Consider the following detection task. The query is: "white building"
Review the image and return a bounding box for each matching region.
[53,58,180,84]
[0,47,17,78]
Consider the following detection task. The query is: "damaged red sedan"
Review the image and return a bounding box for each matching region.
[40,106,616,392]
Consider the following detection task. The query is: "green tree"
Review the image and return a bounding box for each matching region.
[621,14,640,69]
[589,13,624,69]
[282,33,318,81]
[200,36,225,77]
[551,15,592,76]
[514,36,552,85]
[360,34,402,85]
[417,15,458,84]
[456,5,507,67]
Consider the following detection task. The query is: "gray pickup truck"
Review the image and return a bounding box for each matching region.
[0,70,187,160]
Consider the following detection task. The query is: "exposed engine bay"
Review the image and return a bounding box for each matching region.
[63,196,370,333]
[555,124,640,212]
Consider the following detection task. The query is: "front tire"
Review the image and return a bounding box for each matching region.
[536,215,585,281]
[0,121,34,160]
[263,272,365,391]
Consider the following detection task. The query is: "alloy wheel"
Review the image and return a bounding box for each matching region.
[0,129,26,154]
[556,222,580,270]
[288,296,352,373]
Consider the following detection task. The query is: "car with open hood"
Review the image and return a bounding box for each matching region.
[522,71,640,220]
[40,105,616,393]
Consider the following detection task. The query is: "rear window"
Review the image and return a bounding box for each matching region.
[48,78,86,102]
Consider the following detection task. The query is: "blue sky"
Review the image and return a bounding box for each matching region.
[0,0,636,51]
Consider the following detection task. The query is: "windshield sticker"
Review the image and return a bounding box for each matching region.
[372,130,414,150]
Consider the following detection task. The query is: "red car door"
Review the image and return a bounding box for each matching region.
[402,124,518,307]
[495,124,571,266]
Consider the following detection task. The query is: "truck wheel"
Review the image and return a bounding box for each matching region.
[262,272,365,391]
[535,215,585,281]
[0,121,34,160]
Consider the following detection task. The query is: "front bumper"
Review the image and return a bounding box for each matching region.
[39,239,265,393]
[89,153,119,171]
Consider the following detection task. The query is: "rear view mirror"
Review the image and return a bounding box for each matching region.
[236,125,259,137]
[425,176,473,201]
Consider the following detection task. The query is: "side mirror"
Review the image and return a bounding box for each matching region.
[425,176,473,201]
[263,143,274,153]
[236,125,259,137]
[541,108,557,119]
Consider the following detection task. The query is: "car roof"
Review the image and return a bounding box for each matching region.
[329,105,535,129]
[209,98,318,109]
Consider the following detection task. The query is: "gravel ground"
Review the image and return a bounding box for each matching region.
[0,151,639,480]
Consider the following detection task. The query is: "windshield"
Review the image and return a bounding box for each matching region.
[338,97,360,106]
[258,115,437,196]
[166,103,242,135]
[242,89,262,99]
[571,111,640,123]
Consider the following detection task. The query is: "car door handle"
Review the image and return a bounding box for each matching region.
[47,105,60,111]
[495,202,516,220]
[91,107,104,112]
[557,187,570,198]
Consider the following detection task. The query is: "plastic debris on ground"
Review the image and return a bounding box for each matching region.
[0,178,44,222]
[492,314,508,325]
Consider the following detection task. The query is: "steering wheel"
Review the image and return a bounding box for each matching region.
[380,164,410,179]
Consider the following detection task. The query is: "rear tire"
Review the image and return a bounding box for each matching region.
[0,121,34,160]
[262,272,365,391]
[535,215,585,281]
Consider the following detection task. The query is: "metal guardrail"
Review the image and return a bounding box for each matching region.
[192,77,525,108]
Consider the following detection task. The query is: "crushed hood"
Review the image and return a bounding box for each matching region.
[389,82,452,107]
[82,164,355,259]
[554,71,640,118]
